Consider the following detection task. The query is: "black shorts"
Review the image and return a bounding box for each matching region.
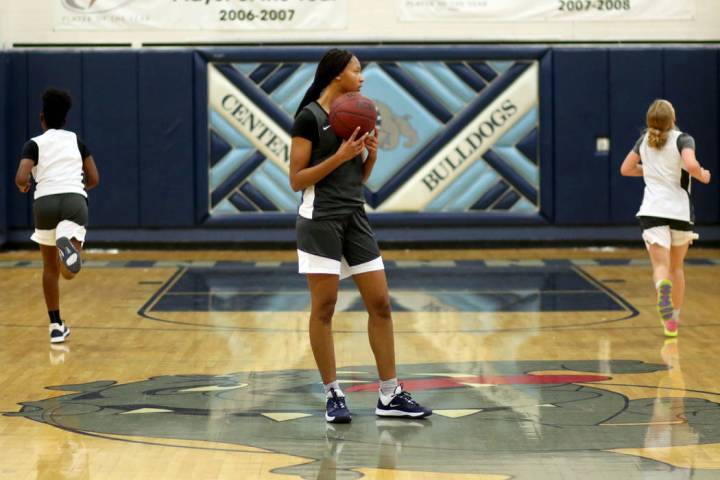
[296,208,383,279]
[31,193,89,246]
[637,216,692,231]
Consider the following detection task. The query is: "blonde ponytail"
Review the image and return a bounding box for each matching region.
[646,99,674,149]
[647,127,669,149]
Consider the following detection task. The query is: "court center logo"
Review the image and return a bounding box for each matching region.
[61,0,133,13]
[8,360,720,478]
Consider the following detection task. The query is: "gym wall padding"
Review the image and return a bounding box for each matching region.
[2,46,719,246]
[0,53,6,243]
[608,49,663,224]
[553,49,610,225]
[6,52,30,231]
[138,51,195,227]
[83,52,140,228]
[663,48,719,224]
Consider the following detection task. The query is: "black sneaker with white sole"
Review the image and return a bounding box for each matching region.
[325,388,352,424]
[56,237,81,274]
[376,385,432,418]
[49,322,70,343]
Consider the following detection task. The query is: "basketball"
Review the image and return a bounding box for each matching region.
[329,92,377,139]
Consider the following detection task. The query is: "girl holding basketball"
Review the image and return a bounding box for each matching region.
[289,48,431,423]
[620,99,711,337]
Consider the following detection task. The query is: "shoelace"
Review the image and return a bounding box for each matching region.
[330,392,346,410]
[396,391,417,406]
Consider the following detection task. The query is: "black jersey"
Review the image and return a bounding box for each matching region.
[291,102,365,219]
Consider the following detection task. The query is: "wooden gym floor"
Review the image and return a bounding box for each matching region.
[1,247,720,480]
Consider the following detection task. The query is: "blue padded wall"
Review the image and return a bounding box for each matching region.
[0,53,6,242]
[553,49,610,224]
[664,48,719,224]
[138,51,195,227]
[82,52,140,227]
[6,52,30,230]
[608,49,663,223]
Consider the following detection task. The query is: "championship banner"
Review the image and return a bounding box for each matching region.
[397,0,696,22]
[55,0,347,31]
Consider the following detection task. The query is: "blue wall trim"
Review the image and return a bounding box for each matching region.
[2,45,719,247]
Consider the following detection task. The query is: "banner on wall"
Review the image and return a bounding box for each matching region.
[205,49,542,218]
[55,0,347,30]
[397,0,696,22]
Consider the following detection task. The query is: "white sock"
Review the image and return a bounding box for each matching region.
[324,381,343,397]
[672,309,681,321]
[379,378,399,397]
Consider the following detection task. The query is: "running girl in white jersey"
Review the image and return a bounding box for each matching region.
[14,88,100,343]
[620,99,711,337]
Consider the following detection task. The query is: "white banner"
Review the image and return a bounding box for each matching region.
[397,0,696,22]
[55,0,347,31]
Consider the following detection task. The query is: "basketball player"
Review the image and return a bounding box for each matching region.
[14,88,100,343]
[289,49,431,423]
[620,99,711,337]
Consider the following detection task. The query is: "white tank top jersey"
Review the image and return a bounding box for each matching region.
[31,129,87,200]
[636,130,692,223]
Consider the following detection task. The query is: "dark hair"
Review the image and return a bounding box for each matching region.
[42,88,73,129]
[294,48,353,116]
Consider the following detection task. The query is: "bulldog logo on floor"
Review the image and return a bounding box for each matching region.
[8,360,720,479]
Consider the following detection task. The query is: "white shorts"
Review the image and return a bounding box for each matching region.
[297,250,384,280]
[642,226,696,250]
[31,220,87,247]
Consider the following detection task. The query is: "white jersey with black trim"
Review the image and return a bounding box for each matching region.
[636,130,692,223]
[32,129,87,200]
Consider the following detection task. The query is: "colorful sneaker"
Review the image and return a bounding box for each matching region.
[376,385,432,418]
[656,279,675,336]
[663,318,679,338]
[325,389,351,424]
[56,237,81,274]
[49,322,70,344]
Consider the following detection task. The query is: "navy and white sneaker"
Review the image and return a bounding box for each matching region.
[56,237,81,274]
[325,388,352,423]
[376,385,432,418]
[49,322,70,344]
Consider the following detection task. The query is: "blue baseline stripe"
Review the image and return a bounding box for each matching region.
[379,63,453,123]
[446,62,487,92]
[215,64,293,131]
[400,62,466,114]
[211,151,266,207]
[240,182,279,211]
[374,62,531,204]
[260,64,300,94]
[483,149,537,204]
[249,63,278,84]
